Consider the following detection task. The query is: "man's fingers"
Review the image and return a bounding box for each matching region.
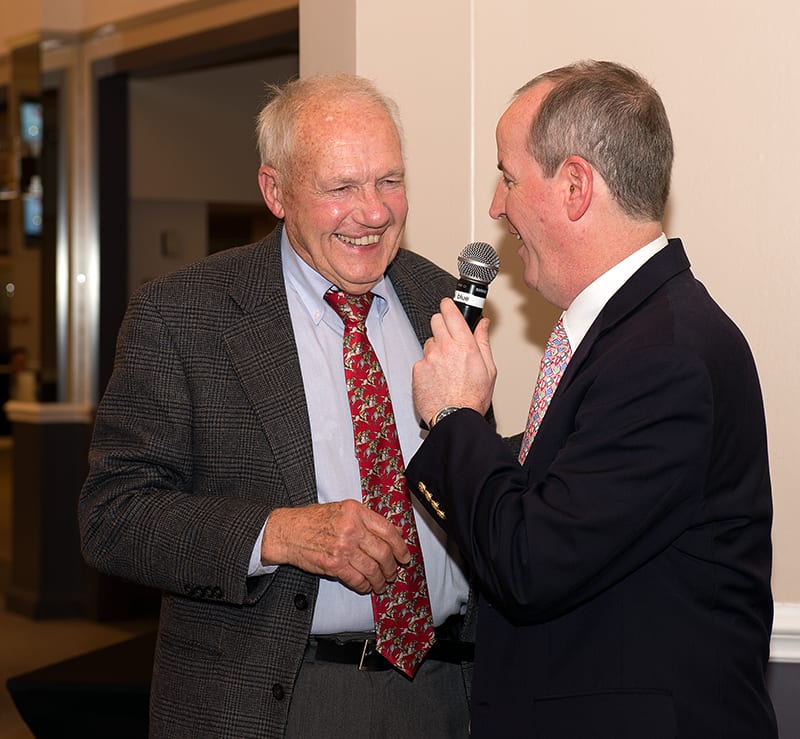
[362,511,411,569]
[428,311,447,344]
[439,297,474,338]
[266,501,410,595]
[474,317,496,375]
[336,563,372,594]
[336,510,408,593]
[342,548,391,594]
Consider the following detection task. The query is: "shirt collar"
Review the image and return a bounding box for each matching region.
[563,233,668,351]
[281,230,389,325]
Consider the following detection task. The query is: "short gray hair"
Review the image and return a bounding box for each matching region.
[256,73,405,174]
[517,60,673,221]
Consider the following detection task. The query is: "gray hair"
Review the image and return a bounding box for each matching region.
[517,60,673,221]
[256,73,405,173]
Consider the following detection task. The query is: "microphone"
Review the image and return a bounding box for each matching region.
[453,241,500,331]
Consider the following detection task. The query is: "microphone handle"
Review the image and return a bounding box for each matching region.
[453,276,489,331]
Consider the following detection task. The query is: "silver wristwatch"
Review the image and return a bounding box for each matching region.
[429,406,462,429]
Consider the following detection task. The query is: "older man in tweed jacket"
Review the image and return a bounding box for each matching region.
[79,74,475,738]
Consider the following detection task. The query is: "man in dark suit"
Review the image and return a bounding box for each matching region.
[79,74,473,738]
[406,60,777,738]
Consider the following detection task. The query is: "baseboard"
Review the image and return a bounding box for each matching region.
[771,602,800,663]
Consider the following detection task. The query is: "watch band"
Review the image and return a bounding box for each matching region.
[429,406,462,429]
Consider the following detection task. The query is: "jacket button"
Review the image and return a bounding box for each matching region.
[294,593,308,611]
[272,683,285,701]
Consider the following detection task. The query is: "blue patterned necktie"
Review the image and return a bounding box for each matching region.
[519,317,572,463]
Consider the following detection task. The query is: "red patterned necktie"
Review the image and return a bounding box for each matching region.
[325,289,435,678]
[519,317,572,463]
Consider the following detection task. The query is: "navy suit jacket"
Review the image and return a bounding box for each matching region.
[407,239,777,738]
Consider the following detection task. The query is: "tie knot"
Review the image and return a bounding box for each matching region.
[547,317,570,355]
[325,290,374,326]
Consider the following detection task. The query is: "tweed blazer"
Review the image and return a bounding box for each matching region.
[79,225,469,738]
[407,239,776,738]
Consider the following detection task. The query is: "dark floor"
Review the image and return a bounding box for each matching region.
[0,439,155,738]
[0,595,155,739]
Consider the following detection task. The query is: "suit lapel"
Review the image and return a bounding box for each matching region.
[559,238,691,391]
[386,249,441,345]
[223,226,317,508]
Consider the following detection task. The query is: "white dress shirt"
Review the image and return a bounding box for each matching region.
[562,234,669,350]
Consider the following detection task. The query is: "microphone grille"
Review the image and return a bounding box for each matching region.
[458,241,500,284]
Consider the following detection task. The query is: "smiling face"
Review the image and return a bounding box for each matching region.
[489,82,571,305]
[259,97,408,295]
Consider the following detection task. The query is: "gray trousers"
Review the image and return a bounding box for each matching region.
[285,640,470,738]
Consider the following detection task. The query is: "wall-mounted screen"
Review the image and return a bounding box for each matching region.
[20,99,42,145]
[23,193,42,238]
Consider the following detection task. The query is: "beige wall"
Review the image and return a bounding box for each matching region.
[301,0,800,605]
[2,0,797,605]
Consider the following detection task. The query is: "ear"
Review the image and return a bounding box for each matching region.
[562,156,592,221]
[258,166,286,219]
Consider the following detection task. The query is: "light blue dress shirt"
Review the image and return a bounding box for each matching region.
[250,232,469,634]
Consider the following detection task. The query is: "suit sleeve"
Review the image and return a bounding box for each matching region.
[78,288,276,606]
[406,344,713,625]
